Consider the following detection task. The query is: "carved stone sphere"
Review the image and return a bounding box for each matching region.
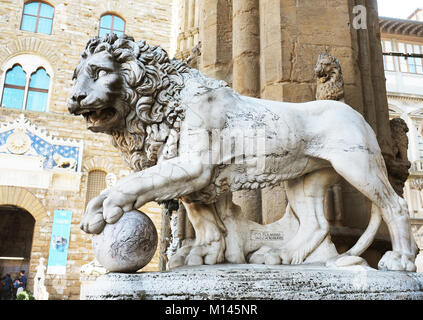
[92,210,158,273]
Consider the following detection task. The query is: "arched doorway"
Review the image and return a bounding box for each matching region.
[0,205,35,280]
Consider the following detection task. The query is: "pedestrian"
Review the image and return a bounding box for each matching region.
[16,270,27,296]
[0,274,12,300]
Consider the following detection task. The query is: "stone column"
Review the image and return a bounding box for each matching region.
[232,0,260,96]
[194,0,200,44]
[347,0,393,157]
[258,0,288,224]
[199,0,233,84]
[175,0,188,59]
[231,0,262,224]
[367,0,393,157]
[158,209,171,271]
[187,0,196,48]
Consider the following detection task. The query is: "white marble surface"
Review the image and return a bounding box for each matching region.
[81,264,423,300]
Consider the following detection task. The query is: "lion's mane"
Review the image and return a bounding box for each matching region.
[79,34,191,171]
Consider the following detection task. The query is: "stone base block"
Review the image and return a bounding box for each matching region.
[81,264,423,300]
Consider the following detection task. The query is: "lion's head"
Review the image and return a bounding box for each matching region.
[315,52,344,101]
[314,52,343,84]
[68,34,190,171]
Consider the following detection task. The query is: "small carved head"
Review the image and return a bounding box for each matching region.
[315,52,342,83]
[105,172,117,188]
[390,117,409,134]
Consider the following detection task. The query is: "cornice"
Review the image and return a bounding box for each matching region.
[380,17,423,37]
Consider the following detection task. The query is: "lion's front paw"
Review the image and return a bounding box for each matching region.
[80,211,106,234]
[102,189,137,224]
[378,251,416,272]
[80,193,108,234]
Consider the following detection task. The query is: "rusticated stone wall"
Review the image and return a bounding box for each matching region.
[0,0,173,114]
[0,108,164,299]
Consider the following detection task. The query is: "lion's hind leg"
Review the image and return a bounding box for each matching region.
[278,168,338,264]
[327,149,417,271]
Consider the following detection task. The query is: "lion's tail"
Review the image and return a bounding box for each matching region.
[344,203,382,257]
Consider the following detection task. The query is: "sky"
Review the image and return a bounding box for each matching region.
[377,0,422,19]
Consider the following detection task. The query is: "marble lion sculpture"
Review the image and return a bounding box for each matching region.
[68,34,417,272]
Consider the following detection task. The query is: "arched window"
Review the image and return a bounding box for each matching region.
[86,170,107,205]
[0,55,53,112]
[21,1,54,35]
[1,65,27,110]
[26,68,50,111]
[99,14,125,37]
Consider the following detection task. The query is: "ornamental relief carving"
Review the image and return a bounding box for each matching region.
[5,127,31,155]
[0,115,83,172]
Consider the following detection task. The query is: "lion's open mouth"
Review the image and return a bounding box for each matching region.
[318,74,329,83]
[82,107,119,130]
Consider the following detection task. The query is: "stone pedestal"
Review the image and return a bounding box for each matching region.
[81,264,423,300]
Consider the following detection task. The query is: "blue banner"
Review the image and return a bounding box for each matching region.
[47,210,72,274]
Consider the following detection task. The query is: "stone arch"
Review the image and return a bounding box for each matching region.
[0,37,59,75]
[0,186,47,222]
[83,156,116,174]
[95,9,127,36]
[0,52,55,112]
[97,1,126,22]
[99,11,126,23]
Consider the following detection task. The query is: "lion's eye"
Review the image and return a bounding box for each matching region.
[98,70,108,78]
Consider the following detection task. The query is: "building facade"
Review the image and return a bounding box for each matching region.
[0,0,173,299]
[380,9,423,267]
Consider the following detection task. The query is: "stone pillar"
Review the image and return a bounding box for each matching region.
[366,0,393,157]
[187,0,196,48]
[231,0,262,224]
[158,209,171,271]
[188,0,195,29]
[194,0,200,44]
[232,0,260,96]
[199,0,233,84]
[176,0,187,59]
[258,0,289,224]
[347,0,393,158]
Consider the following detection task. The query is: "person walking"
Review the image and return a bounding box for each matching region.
[16,270,27,295]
